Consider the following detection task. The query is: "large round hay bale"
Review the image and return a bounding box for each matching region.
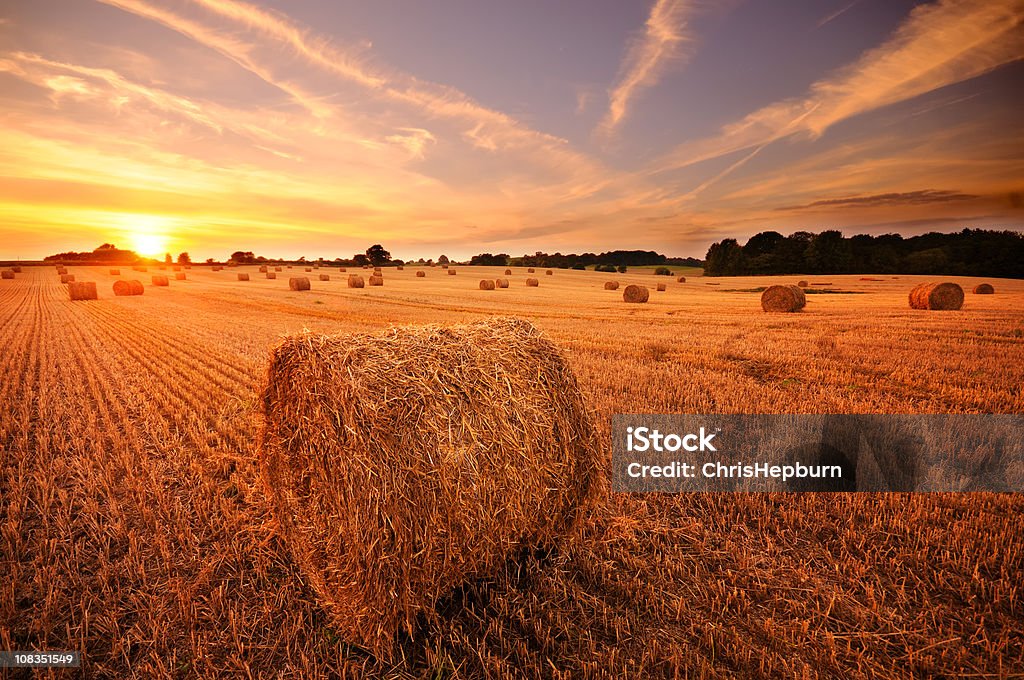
[60,274,75,284]
[496,278,509,288]
[259,266,268,272]
[623,284,649,303]
[797,280,809,288]
[603,281,619,290]
[152,275,169,286]
[319,274,331,281]
[479,279,495,290]
[677,276,686,283]
[11,266,21,273]
[416,271,426,277]
[761,284,806,312]
[238,273,250,281]
[68,281,98,301]
[266,272,277,279]
[546,269,553,275]
[260,318,598,659]
[656,283,667,292]
[973,283,994,294]
[447,270,456,276]
[528,268,535,273]
[525,278,539,287]
[909,282,963,310]
[504,269,512,276]
[1,271,14,280]
[112,279,144,296]
[289,277,311,291]
[348,275,365,288]
[369,275,384,286]
[174,273,186,281]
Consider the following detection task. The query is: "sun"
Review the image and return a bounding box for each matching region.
[131,232,168,258]
[118,214,172,257]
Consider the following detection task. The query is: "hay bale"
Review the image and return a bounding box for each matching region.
[479,279,495,290]
[373,268,382,274]
[441,264,448,270]
[152,275,169,286]
[212,266,222,271]
[238,273,250,281]
[319,274,331,281]
[266,272,277,279]
[656,283,667,292]
[526,278,539,287]
[761,284,806,312]
[623,284,649,303]
[12,266,22,273]
[158,265,166,271]
[259,266,268,273]
[348,275,365,288]
[677,276,686,283]
[909,282,963,310]
[546,269,553,276]
[68,281,98,301]
[416,271,426,277]
[260,317,598,659]
[973,283,994,294]
[504,269,512,276]
[1,271,14,280]
[528,268,535,273]
[369,275,384,286]
[173,266,181,272]
[797,280,809,288]
[113,280,144,296]
[305,268,313,272]
[60,274,75,284]
[397,266,404,271]
[175,273,186,280]
[448,270,456,276]
[339,268,347,272]
[289,277,311,291]
[496,278,509,288]
[603,281,619,290]
[109,269,121,275]
[275,267,282,272]
[57,267,68,275]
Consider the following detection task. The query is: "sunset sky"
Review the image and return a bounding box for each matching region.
[1,0,1022,261]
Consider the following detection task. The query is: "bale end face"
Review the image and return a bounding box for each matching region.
[260,318,599,660]
[623,284,649,303]
[656,283,666,292]
[973,283,994,294]
[495,278,509,288]
[761,284,806,312]
[479,279,496,290]
[416,271,426,277]
[909,282,964,310]
[525,278,539,287]
[447,270,456,276]
[603,281,619,290]
[797,280,809,288]
[676,276,686,283]
[289,277,311,291]
[545,269,553,275]
[527,268,535,273]
[504,269,512,275]
[68,281,98,301]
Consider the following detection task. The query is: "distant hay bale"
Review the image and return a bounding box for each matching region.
[259,266,268,272]
[348,275,365,288]
[973,283,994,294]
[275,267,282,272]
[397,266,404,271]
[546,269,553,275]
[109,269,120,275]
[797,280,809,288]
[12,266,22,273]
[68,281,98,301]
[416,271,426,277]
[496,278,509,288]
[603,281,619,290]
[623,284,649,303]
[158,266,166,270]
[526,278,539,287]
[57,267,68,275]
[60,274,75,284]
[212,266,222,272]
[369,275,384,286]
[656,283,666,292]
[266,272,277,279]
[504,269,512,275]
[238,273,250,281]
[761,284,806,312]
[260,317,598,659]
[305,268,312,272]
[528,268,535,273]
[479,279,495,290]
[1,271,14,280]
[373,268,382,274]
[677,276,686,283]
[448,270,456,276]
[339,268,347,272]
[289,277,311,291]
[173,266,181,272]
[909,282,963,310]
[113,280,144,296]
[152,275,169,286]
[175,273,186,280]
[319,274,331,281]
[441,264,448,270]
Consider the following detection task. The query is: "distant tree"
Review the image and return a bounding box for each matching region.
[616,265,627,273]
[366,244,391,266]
[438,254,449,265]
[230,251,257,264]
[654,267,672,276]
[205,258,215,264]
[164,253,172,264]
[469,253,509,266]
[177,252,191,264]
[352,254,370,267]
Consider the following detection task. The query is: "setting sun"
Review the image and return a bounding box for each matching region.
[120,214,172,257]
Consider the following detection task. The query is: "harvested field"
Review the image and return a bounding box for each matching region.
[0,266,1021,679]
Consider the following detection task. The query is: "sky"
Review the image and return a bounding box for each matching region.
[0,0,1022,261]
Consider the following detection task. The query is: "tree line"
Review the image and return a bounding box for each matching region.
[704,229,1024,278]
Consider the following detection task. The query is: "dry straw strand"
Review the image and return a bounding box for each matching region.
[260,317,599,660]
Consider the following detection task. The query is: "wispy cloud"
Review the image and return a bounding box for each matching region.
[597,0,696,136]
[653,0,1024,175]
[815,0,863,30]
[777,189,980,211]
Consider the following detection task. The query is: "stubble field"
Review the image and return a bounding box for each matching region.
[1,264,1023,678]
